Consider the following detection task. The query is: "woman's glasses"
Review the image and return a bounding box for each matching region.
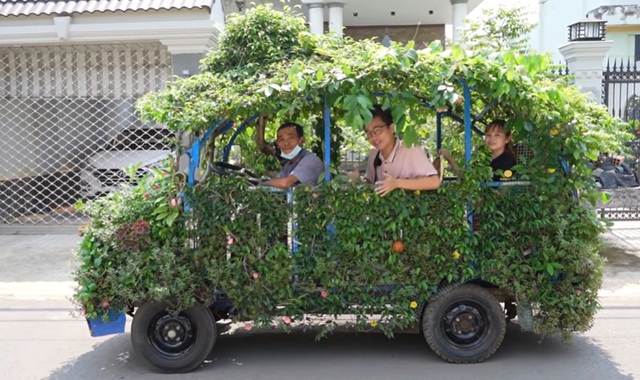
[365,124,388,139]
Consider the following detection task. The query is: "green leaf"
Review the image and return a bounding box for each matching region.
[166,212,179,226]
[357,95,371,110]
[546,263,555,276]
[403,126,418,146]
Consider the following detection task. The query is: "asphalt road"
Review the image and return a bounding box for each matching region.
[0,235,639,380]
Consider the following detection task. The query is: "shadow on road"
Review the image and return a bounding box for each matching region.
[601,244,640,270]
[45,324,631,380]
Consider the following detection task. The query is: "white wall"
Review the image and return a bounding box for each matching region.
[607,30,640,63]
[534,0,640,62]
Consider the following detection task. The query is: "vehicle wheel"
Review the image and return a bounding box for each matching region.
[131,301,216,373]
[422,284,506,363]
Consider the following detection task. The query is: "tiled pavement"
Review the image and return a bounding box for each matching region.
[602,220,640,253]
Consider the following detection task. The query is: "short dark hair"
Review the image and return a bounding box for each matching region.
[278,122,304,138]
[370,104,393,126]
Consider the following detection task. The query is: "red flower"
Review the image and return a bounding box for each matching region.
[282,316,291,324]
[169,199,177,207]
[152,184,159,190]
[251,272,259,279]
[320,289,328,298]
[100,299,110,308]
[143,193,150,198]
[575,289,582,296]
[311,193,319,198]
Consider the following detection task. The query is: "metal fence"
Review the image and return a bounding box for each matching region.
[0,43,171,225]
[552,62,571,78]
[600,58,640,220]
[602,58,640,121]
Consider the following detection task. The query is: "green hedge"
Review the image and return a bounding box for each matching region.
[75,171,602,339]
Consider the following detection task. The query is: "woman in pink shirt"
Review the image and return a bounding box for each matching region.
[363,105,441,195]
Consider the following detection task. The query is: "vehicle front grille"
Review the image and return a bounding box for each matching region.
[94,168,147,187]
[95,169,131,187]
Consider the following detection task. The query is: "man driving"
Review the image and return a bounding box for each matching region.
[261,122,324,188]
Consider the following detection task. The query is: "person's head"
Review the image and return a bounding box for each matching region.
[364,105,395,152]
[484,119,512,156]
[276,122,305,159]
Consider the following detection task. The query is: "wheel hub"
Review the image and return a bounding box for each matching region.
[442,303,486,346]
[451,311,478,334]
[151,314,196,355]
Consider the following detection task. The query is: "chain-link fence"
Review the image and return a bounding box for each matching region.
[0,43,172,225]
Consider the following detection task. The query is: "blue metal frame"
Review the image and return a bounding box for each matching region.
[222,114,260,162]
[462,83,475,229]
[186,119,233,186]
[186,138,201,187]
[323,102,332,181]
[185,115,263,186]
[463,83,472,167]
[436,112,442,151]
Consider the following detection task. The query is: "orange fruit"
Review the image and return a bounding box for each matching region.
[391,239,405,253]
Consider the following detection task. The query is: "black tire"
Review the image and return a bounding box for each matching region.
[422,284,506,364]
[131,301,216,373]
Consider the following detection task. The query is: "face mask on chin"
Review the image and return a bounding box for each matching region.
[280,145,302,160]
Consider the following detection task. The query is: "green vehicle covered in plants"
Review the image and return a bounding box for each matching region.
[74,4,627,374]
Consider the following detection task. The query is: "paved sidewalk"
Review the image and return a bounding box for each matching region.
[601,220,640,253]
[0,235,79,300]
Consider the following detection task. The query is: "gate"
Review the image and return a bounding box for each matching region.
[602,58,640,121]
[0,44,171,226]
[600,58,640,220]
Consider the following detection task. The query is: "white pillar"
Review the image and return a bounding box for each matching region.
[451,0,468,43]
[210,0,225,27]
[53,16,71,40]
[559,40,613,102]
[328,2,344,37]
[302,1,325,35]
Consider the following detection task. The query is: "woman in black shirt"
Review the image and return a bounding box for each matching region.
[439,119,516,181]
[484,120,517,181]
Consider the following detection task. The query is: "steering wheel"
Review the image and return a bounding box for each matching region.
[210,162,261,185]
